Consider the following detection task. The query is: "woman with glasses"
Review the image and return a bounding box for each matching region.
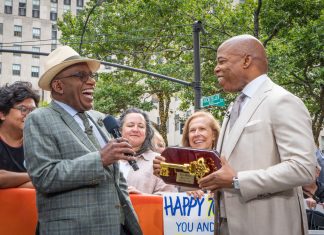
[0,81,39,188]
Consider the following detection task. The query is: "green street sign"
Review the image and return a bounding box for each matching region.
[201,97,211,107]
[201,94,225,107]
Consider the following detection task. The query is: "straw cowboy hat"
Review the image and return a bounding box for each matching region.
[39,46,101,91]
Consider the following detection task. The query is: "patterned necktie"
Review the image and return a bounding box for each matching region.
[229,93,246,129]
[77,112,101,149]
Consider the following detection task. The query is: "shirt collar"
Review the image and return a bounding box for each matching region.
[242,74,269,98]
[53,100,78,117]
[138,150,155,161]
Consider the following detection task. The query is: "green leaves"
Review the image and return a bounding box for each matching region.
[58,0,323,143]
[94,71,154,115]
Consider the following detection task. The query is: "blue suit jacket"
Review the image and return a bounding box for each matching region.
[24,101,142,235]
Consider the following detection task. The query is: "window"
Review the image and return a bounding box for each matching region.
[76,8,83,15]
[13,44,21,56]
[12,64,21,76]
[174,114,180,131]
[52,30,57,40]
[63,4,71,13]
[77,0,84,7]
[180,122,185,134]
[32,47,40,58]
[50,3,57,21]
[31,66,39,77]
[50,12,57,21]
[32,10,39,18]
[0,43,2,55]
[32,0,40,18]
[51,43,57,51]
[4,0,13,14]
[19,0,26,16]
[32,27,41,39]
[0,23,3,35]
[64,0,71,5]
[0,63,2,74]
[51,0,57,2]
[14,25,22,37]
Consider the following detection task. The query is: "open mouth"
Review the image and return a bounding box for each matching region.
[82,89,94,100]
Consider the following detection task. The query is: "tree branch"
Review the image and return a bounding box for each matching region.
[253,0,262,38]
[263,20,287,47]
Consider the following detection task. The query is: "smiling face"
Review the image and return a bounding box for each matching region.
[0,98,36,131]
[188,116,215,150]
[121,113,147,152]
[214,44,248,92]
[51,63,96,112]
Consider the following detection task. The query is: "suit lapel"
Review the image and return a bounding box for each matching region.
[224,79,274,160]
[217,102,233,156]
[50,101,97,151]
[87,111,116,175]
[87,113,109,143]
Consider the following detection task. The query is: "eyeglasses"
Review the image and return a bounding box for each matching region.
[12,106,36,115]
[55,72,99,82]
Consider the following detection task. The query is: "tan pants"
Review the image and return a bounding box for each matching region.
[219,220,229,235]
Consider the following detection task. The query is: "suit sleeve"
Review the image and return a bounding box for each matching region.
[23,110,106,194]
[239,91,316,201]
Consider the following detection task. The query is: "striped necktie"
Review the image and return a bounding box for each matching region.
[229,93,246,129]
[77,112,101,149]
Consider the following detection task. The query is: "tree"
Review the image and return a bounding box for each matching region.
[58,0,323,144]
[58,0,213,144]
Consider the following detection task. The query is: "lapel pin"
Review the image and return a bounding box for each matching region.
[97,118,104,127]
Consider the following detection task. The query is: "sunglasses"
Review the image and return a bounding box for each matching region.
[12,105,36,115]
[55,72,99,83]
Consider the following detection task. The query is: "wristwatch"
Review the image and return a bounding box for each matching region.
[232,176,240,190]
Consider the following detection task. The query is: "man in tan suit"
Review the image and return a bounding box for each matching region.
[198,35,316,235]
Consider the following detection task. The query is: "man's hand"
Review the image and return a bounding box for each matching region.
[153,155,166,177]
[198,157,236,191]
[100,138,136,166]
[305,197,317,209]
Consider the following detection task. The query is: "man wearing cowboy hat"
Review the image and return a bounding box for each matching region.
[23,46,142,235]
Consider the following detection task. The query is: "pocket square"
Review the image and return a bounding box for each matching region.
[245,119,262,127]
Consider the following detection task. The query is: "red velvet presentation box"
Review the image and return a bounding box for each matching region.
[159,147,221,188]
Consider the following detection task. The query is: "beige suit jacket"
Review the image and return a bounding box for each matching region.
[217,78,316,235]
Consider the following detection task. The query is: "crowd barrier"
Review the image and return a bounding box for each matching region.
[0,188,163,235]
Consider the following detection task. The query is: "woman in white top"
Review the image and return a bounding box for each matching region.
[119,108,177,195]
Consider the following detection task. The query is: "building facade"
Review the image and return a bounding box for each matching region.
[0,0,89,101]
[147,96,194,146]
